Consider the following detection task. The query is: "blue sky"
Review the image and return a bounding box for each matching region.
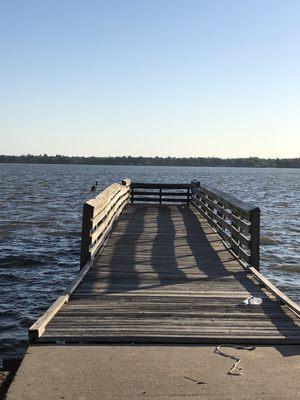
[1,0,299,157]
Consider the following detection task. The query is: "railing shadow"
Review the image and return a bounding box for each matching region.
[177,205,300,347]
[104,205,147,292]
[93,203,300,348]
[150,205,188,285]
[274,345,300,357]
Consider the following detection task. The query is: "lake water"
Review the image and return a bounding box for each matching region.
[0,164,299,364]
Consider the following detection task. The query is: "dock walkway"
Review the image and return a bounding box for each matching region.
[6,179,300,400]
[36,203,300,344]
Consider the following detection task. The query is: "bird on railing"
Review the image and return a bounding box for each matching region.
[91,181,98,192]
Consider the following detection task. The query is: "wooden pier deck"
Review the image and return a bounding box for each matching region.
[29,180,300,344]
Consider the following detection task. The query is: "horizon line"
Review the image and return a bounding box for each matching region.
[1,154,300,160]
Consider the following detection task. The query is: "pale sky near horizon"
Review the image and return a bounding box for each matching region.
[1,0,300,158]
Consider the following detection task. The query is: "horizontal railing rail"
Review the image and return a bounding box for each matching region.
[80,178,131,268]
[130,182,191,204]
[190,180,260,270]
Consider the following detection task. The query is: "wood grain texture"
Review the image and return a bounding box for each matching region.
[80,180,131,266]
[37,204,300,344]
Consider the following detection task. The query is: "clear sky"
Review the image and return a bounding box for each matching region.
[1,0,299,157]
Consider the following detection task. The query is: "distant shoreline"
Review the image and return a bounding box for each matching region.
[0,155,300,168]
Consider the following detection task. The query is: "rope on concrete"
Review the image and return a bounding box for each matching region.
[214,344,256,376]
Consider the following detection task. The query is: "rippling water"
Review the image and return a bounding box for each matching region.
[0,164,299,363]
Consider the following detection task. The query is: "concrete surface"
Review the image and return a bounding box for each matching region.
[6,345,300,400]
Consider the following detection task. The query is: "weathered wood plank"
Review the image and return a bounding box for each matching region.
[131,183,190,189]
[80,179,131,266]
[29,258,95,339]
[31,203,300,345]
[249,266,300,317]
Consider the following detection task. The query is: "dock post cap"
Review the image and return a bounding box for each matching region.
[121,178,131,187]
[191,180,200,187]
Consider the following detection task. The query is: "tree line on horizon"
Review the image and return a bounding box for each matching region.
[0,154,299,168]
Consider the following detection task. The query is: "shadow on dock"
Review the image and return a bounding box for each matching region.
[97,204,300,348]
[177,206,300,350]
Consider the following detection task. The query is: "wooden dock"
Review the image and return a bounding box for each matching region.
[29,179,300,344]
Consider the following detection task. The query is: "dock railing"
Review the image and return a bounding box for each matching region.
[190,180,260,270]
[80,178,131,268]
[29,177,300,341]
[80,179,260,270]
[130,182,191,204]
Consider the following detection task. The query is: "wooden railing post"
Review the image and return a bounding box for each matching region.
[191,180,200,211]
[191,180,200,189]
[249,207,260,270]
[122,178,131,188]
[231,210,241,259]
[191,181,200,199]
[80,203,94,269]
